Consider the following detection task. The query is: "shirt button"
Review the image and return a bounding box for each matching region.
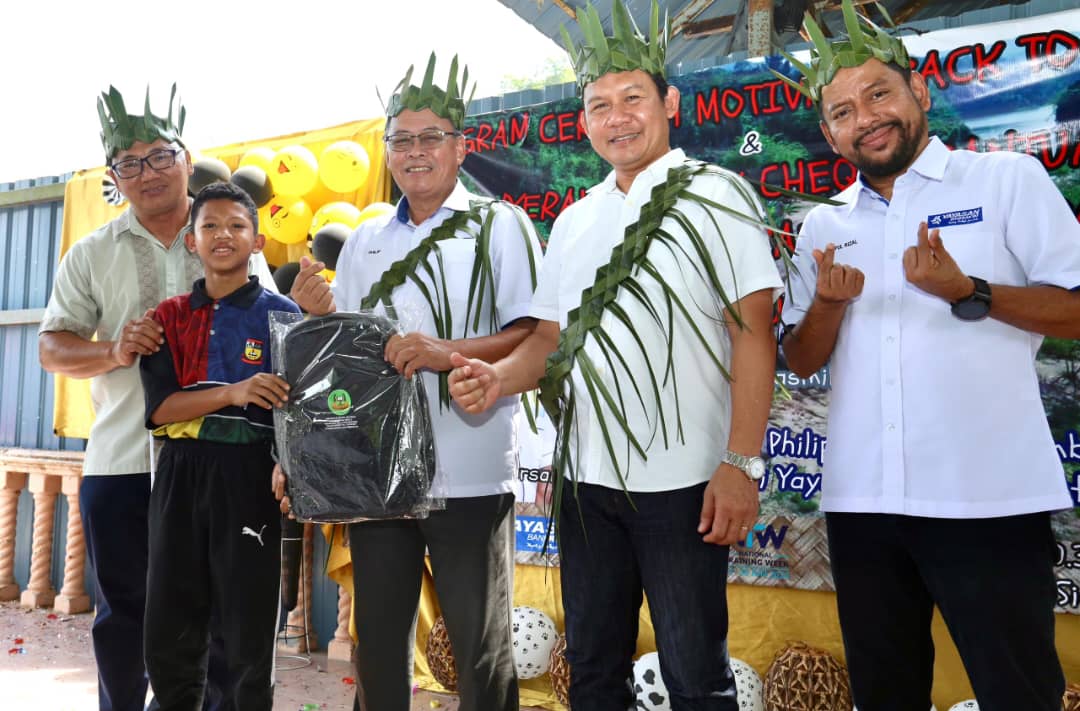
[886,336,895,343]
[210,329,216,336]
[888,253,898,259]
[886,378,896,386]
[888,294,897,301]
[886,423,896,431]
[213,303,220,310]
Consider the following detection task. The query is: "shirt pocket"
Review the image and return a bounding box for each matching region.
[938,227,994,277]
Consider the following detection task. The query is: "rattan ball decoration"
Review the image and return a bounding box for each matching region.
[762,642,852,711]
[549,634,570,706]
[1063,682,1080,711]
[424,616,457,692]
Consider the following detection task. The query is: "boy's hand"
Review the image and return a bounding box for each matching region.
[291,256,336,315]
[229,373,290,409]
[110,308,163,367]
[271,463,293,517]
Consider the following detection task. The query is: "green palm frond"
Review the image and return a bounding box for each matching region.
[97,83,185,159]
[360,199,537,409]
[769,0,910,105]
[384,53,475,130]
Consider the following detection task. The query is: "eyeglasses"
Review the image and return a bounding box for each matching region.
[383,129,461,152]
[110,148,181,179]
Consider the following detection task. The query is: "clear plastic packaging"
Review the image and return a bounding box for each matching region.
[270,310,441,523]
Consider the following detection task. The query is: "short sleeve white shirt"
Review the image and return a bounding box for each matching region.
[332,181,542,498]
[784,137,1079,517]
[531,149,783,492]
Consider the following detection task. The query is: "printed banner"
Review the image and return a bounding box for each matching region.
[483,11,1080,614]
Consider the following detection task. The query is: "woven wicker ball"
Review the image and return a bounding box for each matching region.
[424,616,458,692]
[549,634,570,706]
[762,642,852,711]
[1064,682,1080,711]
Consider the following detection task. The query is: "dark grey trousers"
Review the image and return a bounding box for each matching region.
[348,493,518,711]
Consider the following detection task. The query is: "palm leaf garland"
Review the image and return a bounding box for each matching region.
[360,199,538,408]
[537,159,814,550]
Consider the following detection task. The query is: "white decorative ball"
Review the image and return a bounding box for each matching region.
[510,606,557,679]
[633,652,671,711]
[949,702,978,711]
[730,657,764,711]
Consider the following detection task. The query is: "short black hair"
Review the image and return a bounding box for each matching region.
[647,72,669,98]
[190,180,259,234]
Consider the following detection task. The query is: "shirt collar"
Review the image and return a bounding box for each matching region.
[588,148,687,196]
[189,275,262,309]
[844,136,947,215]
[114,201,193,244]
[394,180,471,225]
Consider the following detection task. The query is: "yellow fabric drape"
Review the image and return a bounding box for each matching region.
[329,544,1080,710]
[52,117,391,439]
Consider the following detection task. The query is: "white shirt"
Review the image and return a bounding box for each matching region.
[530,149,783,492]
[332,181,542,498]
[40,209,276,476]
[785,137,1080,518]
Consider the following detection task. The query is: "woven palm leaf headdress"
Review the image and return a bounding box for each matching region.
[97,84,186,160]
[381,53,476,130]
[772,0,910,104]
[561,0,668,95]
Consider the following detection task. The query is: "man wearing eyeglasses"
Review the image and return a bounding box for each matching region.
[287,54,541,711]
[38,85,271,711]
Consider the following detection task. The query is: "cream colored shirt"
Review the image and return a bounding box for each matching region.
[40,209,275,476]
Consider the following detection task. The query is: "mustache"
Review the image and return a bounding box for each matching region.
[855,121,902,147]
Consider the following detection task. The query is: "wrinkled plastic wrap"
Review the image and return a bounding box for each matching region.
[270,310,440,523]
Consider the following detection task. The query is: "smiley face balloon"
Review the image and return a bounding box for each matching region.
[264,196,313,245]
[270,145,319,197]
[319,141,371,193]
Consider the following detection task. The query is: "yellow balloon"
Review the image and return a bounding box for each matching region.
[270,145,319,197]
[311,201,363,234]
[303,178,341,214]
[239,146,276,174]
[357,201,396,225]
[319,141,371,193]
[318,268,336,283]
[264,196,313,245]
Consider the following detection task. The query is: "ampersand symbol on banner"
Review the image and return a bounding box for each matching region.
[739,130,763,156]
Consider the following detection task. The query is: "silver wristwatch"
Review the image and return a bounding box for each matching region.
[723,450,766,481]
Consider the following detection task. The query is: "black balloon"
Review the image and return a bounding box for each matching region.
[188,157,231,196]
[273,261,302,295]
[230,165,273,208]
[311,223,351,271]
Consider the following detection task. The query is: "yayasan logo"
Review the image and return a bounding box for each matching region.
[327,389,352,416]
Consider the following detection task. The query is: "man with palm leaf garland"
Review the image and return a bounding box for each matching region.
[449,2,782,708]
[777,2,1080,709]
[284,54,542,711]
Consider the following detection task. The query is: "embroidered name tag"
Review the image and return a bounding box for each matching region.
[927,207,982,228]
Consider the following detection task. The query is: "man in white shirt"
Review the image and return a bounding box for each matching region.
[38,85,272,711]
[448,3,781,708]
[778,3,1080,709]
[286,54,542,711]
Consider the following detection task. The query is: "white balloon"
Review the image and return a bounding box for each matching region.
[729,658,764,711]
[510,606,558,679]
[633,652,672,711]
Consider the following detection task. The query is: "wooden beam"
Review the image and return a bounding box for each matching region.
[0,183,65,209]
[748,0,775,57]
[683,14,737,39]
[672,0,718,37]
[551,0,576,21]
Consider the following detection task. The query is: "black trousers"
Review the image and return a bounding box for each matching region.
[348,493,518,711]
[826,512,1065,711]
[145,440,282,711]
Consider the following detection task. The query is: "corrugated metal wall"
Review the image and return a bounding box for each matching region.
[0,175,342,645]
[2,175,87,599]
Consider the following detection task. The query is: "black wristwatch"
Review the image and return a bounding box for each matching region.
[950,276,992,321]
